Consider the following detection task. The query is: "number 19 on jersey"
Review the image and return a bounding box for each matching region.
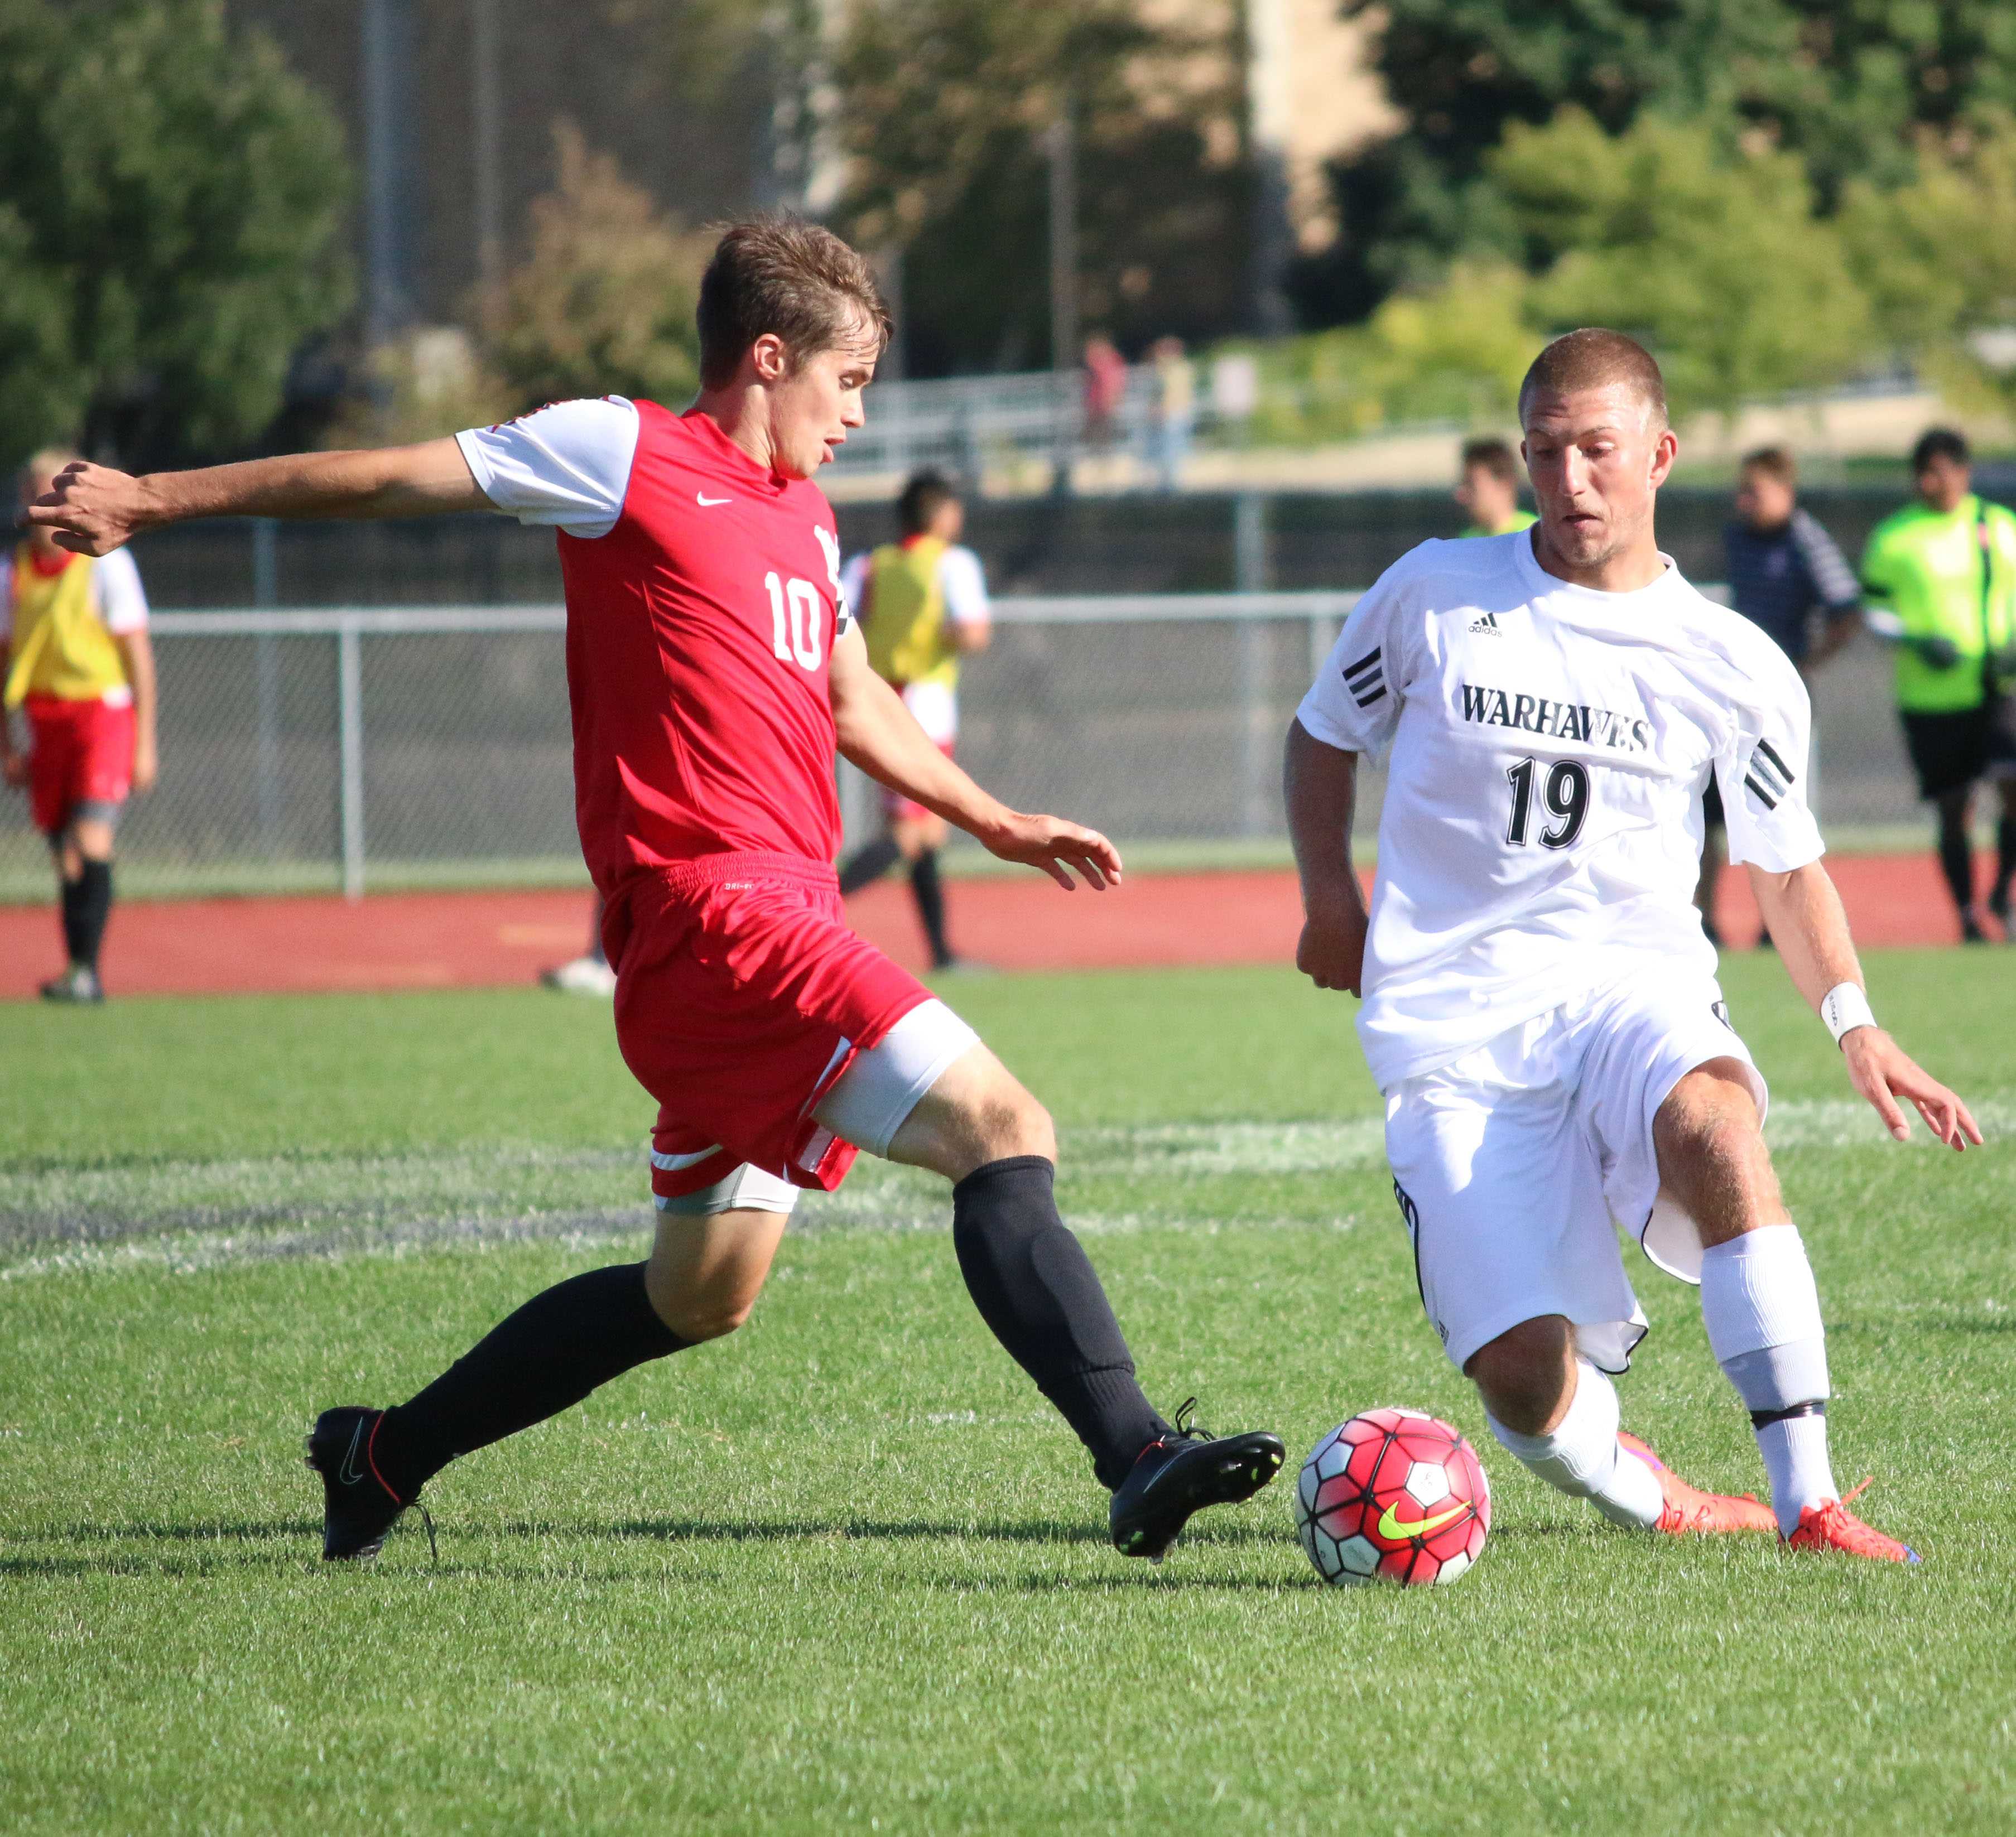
[1504,756,1590,849]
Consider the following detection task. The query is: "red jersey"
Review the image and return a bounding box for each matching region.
[458,398,851,900]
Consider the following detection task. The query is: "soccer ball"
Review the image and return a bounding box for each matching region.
[1293,1407,1490,1587]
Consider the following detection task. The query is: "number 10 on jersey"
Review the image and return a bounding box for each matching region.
[766,572,823,670]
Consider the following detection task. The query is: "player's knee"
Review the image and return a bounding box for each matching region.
[974,1085,1054,1163]
[70,818,114,861]
[649,1285,757,1343]
[1465,1316,1574,1435]
[1657,1065,1765,1175]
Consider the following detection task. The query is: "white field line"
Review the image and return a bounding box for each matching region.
[2,1098,2005,1280]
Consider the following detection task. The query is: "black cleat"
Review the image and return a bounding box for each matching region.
[1109,1398,1284,1563]
[305,1406,421,1561]
[40,965,104,1003]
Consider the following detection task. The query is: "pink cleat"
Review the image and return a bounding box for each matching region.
[1784,1480,1919,1564]
[1618,1429,1778,1535]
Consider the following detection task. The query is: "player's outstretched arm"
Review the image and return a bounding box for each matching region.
[1284,718,1368,995]
[1750,860,1983,1150]
[25,440,490,556]
[828,625,1120,891]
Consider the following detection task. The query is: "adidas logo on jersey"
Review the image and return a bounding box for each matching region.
[1468,612,1502,634]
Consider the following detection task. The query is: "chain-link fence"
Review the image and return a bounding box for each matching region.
[0,594,1926,901]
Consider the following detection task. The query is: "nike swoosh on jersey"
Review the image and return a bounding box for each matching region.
[696,493,733,507]
[1377,1498,1470,1540]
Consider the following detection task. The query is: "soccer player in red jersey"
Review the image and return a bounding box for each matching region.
[32,218,1283,1563]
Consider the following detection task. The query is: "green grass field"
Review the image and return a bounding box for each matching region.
[3,956,2012,1833]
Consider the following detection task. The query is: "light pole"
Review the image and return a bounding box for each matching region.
[472,0,503,291]
[1046,108,1079,495]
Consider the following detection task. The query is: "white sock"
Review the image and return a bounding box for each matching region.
[1753,1414,1836,1536]
[1699,1226,1837,1536]
[1489,1359,1664,1531]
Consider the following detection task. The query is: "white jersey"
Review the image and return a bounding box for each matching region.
[1297,532,1823,1091]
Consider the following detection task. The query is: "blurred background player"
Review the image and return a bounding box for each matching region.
[1696,446,1862,945]
[836,468,992,971]
[1147,337,1195,493]
[1860,428,2016,942]
[540,890,617,996]
[1081,334,1128,453]
[1454,437,1537,538]
[1,447,156,1002]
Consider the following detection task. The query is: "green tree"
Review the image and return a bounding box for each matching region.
[1491,110,1874,421]
[479,123,713,410]
[0,0,351,469]
[1299,0,2016,327]
[834,0,1252,373]
[1840,119,2016,411]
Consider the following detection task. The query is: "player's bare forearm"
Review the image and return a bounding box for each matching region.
[1749,859,1982,1150]
[1285,718,1368,994]
[1748,861,1862,1012]
[0,643,22,787]
[26,440,488,556]
[116,631,160,793]
[829,630,1119,890]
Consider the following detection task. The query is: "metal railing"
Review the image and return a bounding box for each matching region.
[0,592,1924,903]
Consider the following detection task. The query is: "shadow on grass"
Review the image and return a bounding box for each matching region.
[4,1511,1296,1585]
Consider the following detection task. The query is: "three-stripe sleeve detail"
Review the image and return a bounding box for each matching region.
[1341,647,1386,708]
[1744,737,1794,810]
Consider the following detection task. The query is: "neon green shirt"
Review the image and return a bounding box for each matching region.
[1459,509,1538,539]
[1859,494,2016,713]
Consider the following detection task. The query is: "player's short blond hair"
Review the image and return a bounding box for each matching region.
[1518,330,1667,431]
[20,446,83,491]
[696,215,892,389]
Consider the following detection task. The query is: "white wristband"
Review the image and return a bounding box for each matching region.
[1820,982,1877,1046]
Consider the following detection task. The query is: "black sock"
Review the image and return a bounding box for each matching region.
[58,872,87,965]
[951,1156,1170,1488]
[374,1261,688,1500]
[838,835,902,895]
[911,848,952,967]
[1995,817,2016,907]
[1937,808,1975,916]
[69,859,112,971]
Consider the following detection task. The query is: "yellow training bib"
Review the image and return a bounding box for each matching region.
[4,547,128,708]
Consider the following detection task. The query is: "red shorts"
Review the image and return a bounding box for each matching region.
[883,739,956,823]
[607,852,934,1200]
[23,695,133,835]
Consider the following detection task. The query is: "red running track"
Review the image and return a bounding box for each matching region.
[0,853,1996,1002]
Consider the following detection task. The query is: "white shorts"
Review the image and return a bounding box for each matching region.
[655,999,979,1217]
[1382,974,1767,1375]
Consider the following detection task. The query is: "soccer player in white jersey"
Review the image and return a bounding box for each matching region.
[1285,329,1982,1563]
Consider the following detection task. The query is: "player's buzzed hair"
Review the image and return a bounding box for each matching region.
[1518,329,1668,431]
[696,215,893,389]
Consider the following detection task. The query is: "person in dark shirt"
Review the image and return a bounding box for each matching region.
[1698,447,1861,945]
